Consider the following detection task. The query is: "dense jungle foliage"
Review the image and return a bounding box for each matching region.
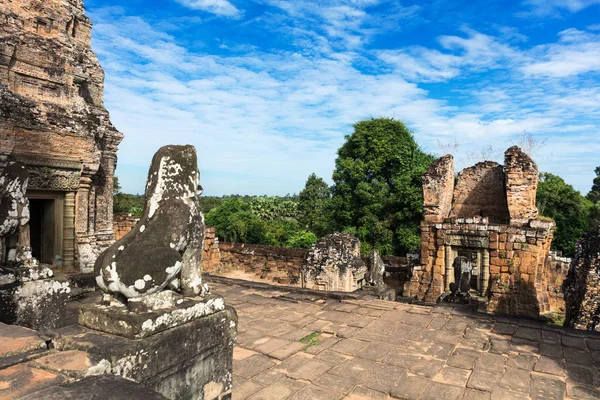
[114,118,600,257]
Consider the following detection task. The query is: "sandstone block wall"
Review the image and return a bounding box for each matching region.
[218,242,307,286]
[202,226,221,273]
[405,217,554,317]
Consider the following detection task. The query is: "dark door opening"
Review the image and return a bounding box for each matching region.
[29,199,55,264]
[457,249,479,290]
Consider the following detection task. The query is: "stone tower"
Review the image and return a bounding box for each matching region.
[0,0,123,271]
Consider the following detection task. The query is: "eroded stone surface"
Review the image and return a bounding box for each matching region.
[0,363,64,399]
[79,293,226,339]
[301,233,367,292]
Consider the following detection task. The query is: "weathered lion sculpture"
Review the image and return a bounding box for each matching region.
[95,145,205,299]
[0,161,35,266]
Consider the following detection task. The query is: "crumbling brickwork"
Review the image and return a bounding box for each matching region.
[451,162,509,224]
[564,230,600,331]
[505,146,539,225]
[423,155,454,223]
[0,0,123,271]
[202,226,221,273]
[406,147,561,318]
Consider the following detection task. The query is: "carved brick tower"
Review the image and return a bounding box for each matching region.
[0,0,123,271]
[405,147,557,318]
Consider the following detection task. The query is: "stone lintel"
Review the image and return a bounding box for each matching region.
[445,234,490,248]
[78,294,227,339]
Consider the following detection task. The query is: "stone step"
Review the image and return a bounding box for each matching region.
[0,323,47,369]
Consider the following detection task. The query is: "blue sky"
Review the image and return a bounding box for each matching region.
[85,0,600,196]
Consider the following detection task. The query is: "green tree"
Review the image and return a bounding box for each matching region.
[204,198,267,243]
[587,166,600,203]
[537,172,594,257]
[297,173,332,237]
[330,118,435,255]
[285,230,318,248]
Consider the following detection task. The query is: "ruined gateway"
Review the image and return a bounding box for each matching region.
[0,0,123,271]
[404,147,558,318]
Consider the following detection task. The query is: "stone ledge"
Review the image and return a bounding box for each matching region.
[0,322,47,369]
[20,374,167,400]
[78,294,226,339]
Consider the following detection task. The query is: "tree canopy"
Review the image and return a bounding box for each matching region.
[330,118,435,255]
[297,173,332,238]
[587,166,600,204]
[537,172,594,257]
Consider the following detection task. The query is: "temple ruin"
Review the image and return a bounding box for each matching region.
[404,146,558,318]
[0,0,122,271]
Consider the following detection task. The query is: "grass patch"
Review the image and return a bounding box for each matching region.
[299,332,319,348]
[543,311,565,327]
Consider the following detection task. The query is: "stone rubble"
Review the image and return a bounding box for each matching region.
[302,233,368,292]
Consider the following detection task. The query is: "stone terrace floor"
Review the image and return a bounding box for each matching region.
[209,281,600,400]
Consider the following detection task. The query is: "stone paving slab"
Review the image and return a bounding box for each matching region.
[0,363,65,399]
[0,323,47,368]
[211,282,600,400]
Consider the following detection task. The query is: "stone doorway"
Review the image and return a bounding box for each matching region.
[29,198,55,263]
[456,249,479,290]
[444,244,490,296]
[27,191,66,266]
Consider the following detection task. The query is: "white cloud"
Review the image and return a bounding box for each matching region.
[378,29,519,82]
[174,0,241,18]
[521,0,600,16]
[522,29,600,77]
[89,5,600,195]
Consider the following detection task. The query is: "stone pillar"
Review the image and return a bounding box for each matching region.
[76,175,91,236]
[62,192,76,269]
[482,249,490,295]
[88,186,96,241]
[94,149,119,253]
[445,245,453,291]
[76,175,95,271]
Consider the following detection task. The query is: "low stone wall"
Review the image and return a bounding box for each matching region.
[113,214,140,241]
[218,242,308,286]
[113,216,414,291]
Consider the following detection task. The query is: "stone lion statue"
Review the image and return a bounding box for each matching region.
[95,145,205,300]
